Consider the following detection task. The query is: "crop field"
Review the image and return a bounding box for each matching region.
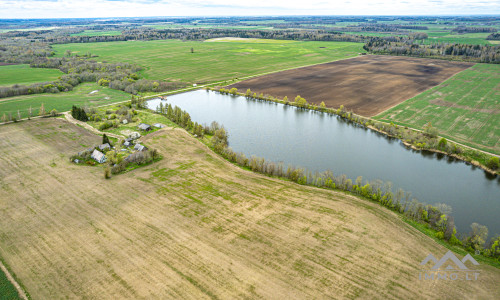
[0,83,130,119]
[0,118,499,298]
[0,64,63,87]
[229,55,473,116]
[52,39,365,84]
[376,63,500,155]
[0,265,21,300]
[70,30,122,36]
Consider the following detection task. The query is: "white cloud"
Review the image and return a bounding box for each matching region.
[0,0,499,18]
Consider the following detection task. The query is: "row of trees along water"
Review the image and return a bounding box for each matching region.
[215,87,500,173]
[145,97,500,262]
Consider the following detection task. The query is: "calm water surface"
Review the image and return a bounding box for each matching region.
[147,90,500,234]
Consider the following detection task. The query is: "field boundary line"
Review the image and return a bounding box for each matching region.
[373,119,500,157]
[0,260,29,300]
[372,62,476,118]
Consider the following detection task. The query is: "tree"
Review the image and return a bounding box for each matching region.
[283,96,288,104]
[423,122,438,138]
[104,166,111,179]
[466,223,488,251]
[438,137,447,148]
[102,134,111,146]
[39,103,45,116]
[486,157,499,170]
[50,109,58,117]
[17,110,21,120]
[190,47,194,53]
[1,113,6,123]
[320,101,326,111]
[65,50,72,57]
[245,89,252,97]
[294,95,308,108]
[28,106,32,119]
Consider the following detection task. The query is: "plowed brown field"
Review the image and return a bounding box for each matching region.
[229,55,473,116]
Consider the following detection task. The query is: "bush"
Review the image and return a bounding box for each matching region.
[486,157,499,170]
[104,166,111,179]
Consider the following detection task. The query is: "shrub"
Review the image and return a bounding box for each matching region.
[486,157,499,170]
[104,166,111,179]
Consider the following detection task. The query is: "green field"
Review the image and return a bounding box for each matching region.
[375,64,500,155]
[70,30,122,37]
[52,39,365,84]
[0,64,63,87]
[0,266,20,300]
[0,83,130,119]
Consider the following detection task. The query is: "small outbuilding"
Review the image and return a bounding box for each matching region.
[91,149,107,163]
[129,132,141,140]
[134,143,146,152]
[153,123,166,129]
[138,123,151,131]
[98,143,111,151]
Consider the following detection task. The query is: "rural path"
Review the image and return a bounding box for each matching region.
[0,260,29,300]
[62,112,123,139]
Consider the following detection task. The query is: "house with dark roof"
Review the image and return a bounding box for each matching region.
[91,149,107,163]
[138,123,151,131]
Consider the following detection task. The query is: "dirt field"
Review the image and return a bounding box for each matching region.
[0,119,499,299]
[0,62,18,66]
[229,55,473,116]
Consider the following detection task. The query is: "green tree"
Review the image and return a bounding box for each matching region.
[486,157,499,170]
[466,223,488,251]
[283,96,288,104]
[320,101,326,111]
[102,134,111,146]
[438,137,447,148]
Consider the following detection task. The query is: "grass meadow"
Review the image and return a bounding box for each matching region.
[375,63,500,155]
[0,64,63,87]
[52,39,365,84]
[0,83,130,119]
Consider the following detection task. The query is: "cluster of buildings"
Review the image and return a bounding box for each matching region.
[74,122,165,164]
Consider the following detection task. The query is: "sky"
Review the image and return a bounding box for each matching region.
[0,0,499,19]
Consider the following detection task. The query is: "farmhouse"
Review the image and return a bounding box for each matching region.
[138,123,151,131]
[91,149,107,163]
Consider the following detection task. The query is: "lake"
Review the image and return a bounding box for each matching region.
[147,90,500,235]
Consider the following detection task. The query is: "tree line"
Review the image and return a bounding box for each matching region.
[363,36,500,63]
